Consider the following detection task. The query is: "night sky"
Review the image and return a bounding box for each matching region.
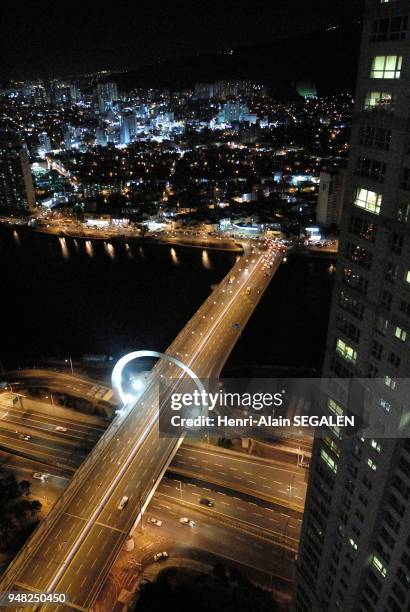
[1,0,362,80]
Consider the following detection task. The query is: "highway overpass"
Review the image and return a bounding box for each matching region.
[0,370,115,417]
[0,241,284,610]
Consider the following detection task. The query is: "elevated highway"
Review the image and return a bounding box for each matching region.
[0,242,284,610]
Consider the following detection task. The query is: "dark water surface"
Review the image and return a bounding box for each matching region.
[0,228,334,373]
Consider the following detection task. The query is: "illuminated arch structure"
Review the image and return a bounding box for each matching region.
[111,350,206,414]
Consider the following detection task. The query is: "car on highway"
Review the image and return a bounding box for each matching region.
[117,496,129,511]
[153,551,169,562]
[55,426,68,432]
[32,472,49,481]
[148,517,163,526]
[180,517,196,527]
[200,498,214,507]
[18,433,31,441]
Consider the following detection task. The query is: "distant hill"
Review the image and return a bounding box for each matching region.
[116,22,362,96]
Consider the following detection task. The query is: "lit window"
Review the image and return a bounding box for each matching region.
[320,449,338,473]
[384,376,396,390]
[328,398,343,416]
[379,398,391,412]
[336,338,358,364]
[324,436,340,457]
[406,270,410,283]
[397,202,410,223]
[354,188,382,215]
[395,326,407,341]
[328,399,343,438]
[371,439,382,453]
[372,555,387,577]
[349,538,358,550]
[367,458,377,471]
[370,55,402,79]
[364,91,394,111]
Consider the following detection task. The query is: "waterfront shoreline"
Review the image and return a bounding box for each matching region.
[6,223,244,253]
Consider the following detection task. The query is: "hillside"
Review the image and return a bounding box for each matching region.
[115,22,362,96]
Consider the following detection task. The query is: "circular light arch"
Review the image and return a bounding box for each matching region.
[111,350,205,406]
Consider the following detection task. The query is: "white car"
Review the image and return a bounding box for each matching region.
[148,517,163,526]
[55,426,67,432]
[117,496,129,511]
[32,472,49,481]
[153,551,169,562]
[180,517,196,527]
[18,433,31,441]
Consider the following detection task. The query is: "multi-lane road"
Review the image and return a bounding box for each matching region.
[1,451,299,598]
[0,400,105,469]
[169,444,307,512]
[0,240,284,610]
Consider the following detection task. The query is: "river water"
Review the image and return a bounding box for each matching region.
[0,228,334,374]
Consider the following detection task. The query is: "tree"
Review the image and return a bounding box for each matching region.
[19,480,31,496]
[212,563,227,585]
[29,500,42,515]
[1,475,20,499]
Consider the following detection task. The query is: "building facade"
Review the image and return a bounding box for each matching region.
[0,132,35,212]
[97,82,118,113]
[294,2,410,611]
[316,169,346,229]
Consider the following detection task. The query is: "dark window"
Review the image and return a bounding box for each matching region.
[385,510,400,533]
[362,475,373,490]
[388,352,401,368]
[342,269,368,295]
[401,168,410,190]
[385,261,399,283]
[359,125,391,150]
[364,584,378,605]
[387,596,401,612]
[376,542,391,564]
[348,215,377,242]
[380,527,395,549]
[381,289,393,310]
[375,316,388,335]
[392,474,410,500]
[339,290,365,319]
[399,299,410,316]
[389,493,405,517]
[336,315,361,342]
[371,341,383,360]
[391,232,404,254]
[372,16,408,42]
[368,570,382,592]
[368,363,379,377]
[356,157,386,183]
[345,242,373,269]
[330,357,353,378]
[392,582,405,604]
[396,566,410,590]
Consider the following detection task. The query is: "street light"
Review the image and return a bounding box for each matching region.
[65,357,74,375]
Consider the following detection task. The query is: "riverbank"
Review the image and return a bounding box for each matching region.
[27,225,244,252]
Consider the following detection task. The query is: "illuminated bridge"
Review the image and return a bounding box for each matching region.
[0,242,283,611]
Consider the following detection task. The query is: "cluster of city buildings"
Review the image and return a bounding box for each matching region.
[0,73,352,237]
